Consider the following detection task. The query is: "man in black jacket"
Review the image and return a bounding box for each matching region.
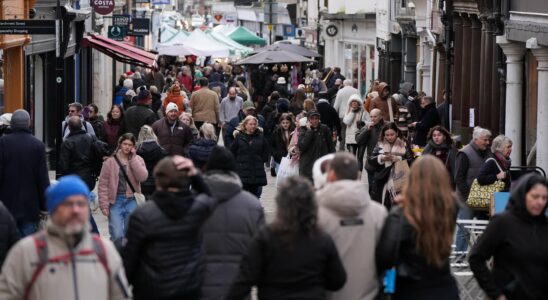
[59,117,96,190]
[119,89,158,137]
[0,109,50,237]
[298,111,336,181]
[123,156,216,300]
[410,96,441,147]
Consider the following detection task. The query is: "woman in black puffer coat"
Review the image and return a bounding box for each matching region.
[136,125,168,199]
[231,115,270,198]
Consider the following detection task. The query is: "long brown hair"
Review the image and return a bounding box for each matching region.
[402,155,456,267]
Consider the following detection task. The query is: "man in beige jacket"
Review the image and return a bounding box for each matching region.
[0,175,131,300]
[317,152,387,300]
[190,77,220,129]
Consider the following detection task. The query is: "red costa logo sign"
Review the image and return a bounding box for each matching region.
[91,0,115,15]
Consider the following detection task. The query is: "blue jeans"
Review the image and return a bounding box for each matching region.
[109,195,137,249]
[17,220,37,237]
[455,205,489,252]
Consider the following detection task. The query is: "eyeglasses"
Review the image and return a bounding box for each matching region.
[59,201,88,208]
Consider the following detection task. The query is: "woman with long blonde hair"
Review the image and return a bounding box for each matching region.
[231,115,269,198]
[376,155,459,300]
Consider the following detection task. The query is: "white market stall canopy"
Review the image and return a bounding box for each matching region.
[157,28,231,58]
[206,30,252,57]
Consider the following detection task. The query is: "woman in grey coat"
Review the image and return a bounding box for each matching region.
[200,146,265,300]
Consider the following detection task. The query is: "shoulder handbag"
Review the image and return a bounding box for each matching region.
[114,156,146,206]
[466,158,505,211]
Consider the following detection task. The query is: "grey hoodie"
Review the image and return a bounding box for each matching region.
[317,180,387,300]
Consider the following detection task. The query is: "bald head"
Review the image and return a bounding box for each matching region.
[370,108,382,125]
[343,79,352,86]
[68,116,82,132]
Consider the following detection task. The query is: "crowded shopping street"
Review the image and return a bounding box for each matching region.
[1,0,548,299]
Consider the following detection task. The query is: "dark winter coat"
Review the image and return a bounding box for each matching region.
[226,227,347,300]
[316,99,341,134]
[103,118,122,151]
[0,129,49,223]
[119,104,158,137]
[122,176,215,300]
[469,174,548,300]
[152,118,193,156]
[188,138,217,170]
[0,201,20,266]
[58,130,96,190]
[413,103,440,147]
[230,130,270,186]
[136,141,168,196]
[423,140,458,187]
[200,171,264,300]
[151,92,163,115]
[89,116,106,142]
[405,99,422,122]
[298,124,336,180]
[224,111,266,148]
[356,120,386,171]
[270,126,294,163]
[477,154,511,191]
[376,207,459,300]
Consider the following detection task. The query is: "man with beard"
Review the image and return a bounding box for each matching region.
[152,103,193,156]
[220,87,244,134]
[0,175,131,300]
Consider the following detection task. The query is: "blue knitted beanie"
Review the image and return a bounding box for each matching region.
[46,175,90,214]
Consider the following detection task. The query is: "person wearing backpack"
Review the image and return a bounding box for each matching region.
[61,102,95,140]
[0,175,131,300]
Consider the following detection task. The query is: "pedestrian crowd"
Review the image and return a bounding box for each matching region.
[0,61,546,300]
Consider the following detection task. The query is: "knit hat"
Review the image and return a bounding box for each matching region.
[243,100,255,110]
[276,98,290,113]
[277,77,286,85]
[165,102,179,114]
[136,89,151,103]
[11,109,30,129]
[46,175,90,214]
[0,113,12,126]
[205,146,236,172]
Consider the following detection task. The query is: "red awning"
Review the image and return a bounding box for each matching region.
[81,34,157,69]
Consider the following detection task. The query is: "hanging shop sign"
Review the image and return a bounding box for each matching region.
[91,0,115,15]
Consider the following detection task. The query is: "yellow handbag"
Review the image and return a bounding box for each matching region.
[466,158,506,211]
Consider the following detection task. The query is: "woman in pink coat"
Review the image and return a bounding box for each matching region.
[98,132,148,248]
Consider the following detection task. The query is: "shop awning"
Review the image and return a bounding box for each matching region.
[227,26,266,46]
[81,34,157,69]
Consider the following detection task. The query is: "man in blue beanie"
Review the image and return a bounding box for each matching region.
[0,175,131,300]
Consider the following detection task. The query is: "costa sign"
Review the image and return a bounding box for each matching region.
[91,0,115,15]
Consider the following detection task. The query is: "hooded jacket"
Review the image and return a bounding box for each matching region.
[119,104,158,137]
[163,85,185,114]
[200,171,264,300]
[342,96,370,145]
[317,180,387,300]
[0,221,130,300]
[122,177,216,300]
[469,174,548,300]
[333,85,360,119]
[370,83,399,122]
